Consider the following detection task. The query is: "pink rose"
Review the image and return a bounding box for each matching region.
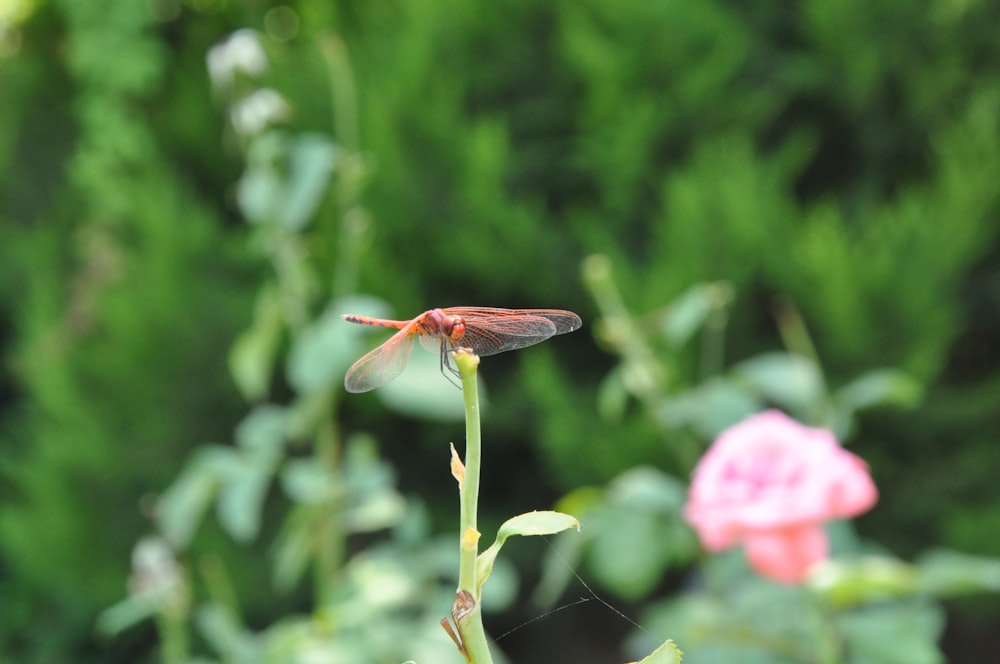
[684,410,878,584]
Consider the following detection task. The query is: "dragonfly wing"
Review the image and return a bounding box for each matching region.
[455,314,559,356]
[446,307,582,335]
[417,334,445,354]
[344,328,416,393]
[531,309,582,335]
[444,308,582,357]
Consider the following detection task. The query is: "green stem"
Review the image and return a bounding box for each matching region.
[453,350,493,664]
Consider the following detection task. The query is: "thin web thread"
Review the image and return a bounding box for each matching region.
[494,536,656,642]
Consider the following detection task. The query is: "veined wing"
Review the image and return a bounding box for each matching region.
[344,325,418,393]
[443,307,582,357]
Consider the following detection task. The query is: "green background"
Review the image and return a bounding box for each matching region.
[1,0,998,662]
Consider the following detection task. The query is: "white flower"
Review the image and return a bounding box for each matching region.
[207,29,267,90]
[230,88,291,137]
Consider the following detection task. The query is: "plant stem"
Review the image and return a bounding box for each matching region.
[453,349,493,664]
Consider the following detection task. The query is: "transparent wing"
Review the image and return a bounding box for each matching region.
[344,327,417,393]
[443,307,582,357]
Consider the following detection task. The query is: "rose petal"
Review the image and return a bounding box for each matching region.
[743,526,828,584]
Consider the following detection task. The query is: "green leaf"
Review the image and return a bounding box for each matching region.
[278,133,337,231]
[156,446,235,548]
[658,281,731,347]
[597,366,629,421]
[834,368,923,413]
[658,377,761,438]
[835,600,945,664]
[216,458,273,543]
[234,405,288,455]
[196,604,258,663]
[286,310,353,394]
[733,352,826,415]
[630,639,684,664]
[97,596,158,636]
[588,509,670,599]
[477,511,580,594]
[237,132,288,224]
[229,285,284,401]
[280,459,337,504]
[272,504,319,591]
[916,549,1000,596]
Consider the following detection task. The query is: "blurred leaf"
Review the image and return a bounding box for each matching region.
[834,368,923,413]
[197,604,258,663]
[597,366,629,421]
[216,457,273,543]
[630,581,829,664]
[915,549,1000,596]
[230,284,284,401]
[531,528,589,608]
[810,556,919,608]
[272,504,319,592]
[157,446,236,548]
[280,459,337,504]
[606,466,687,511]
[344,489,407,533]
[479,556,519,612]
[835,600,945,664]
[287,309,353,394]
[97,596,158,636]
[287,294,393,395]
[657,282,730,347]
[279,133,337,231]
[588,509,670,599]
[733,352,826,415]
[236,165,283,225]
[235,405,288,454]
[238,132,288,224]
[658,377,760,438]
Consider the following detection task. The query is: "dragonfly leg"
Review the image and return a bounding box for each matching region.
[440,344,463,389]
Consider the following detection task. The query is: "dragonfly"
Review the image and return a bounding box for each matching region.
[342,307,582,393]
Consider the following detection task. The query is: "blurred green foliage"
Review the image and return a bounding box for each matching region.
[1,0,999,662]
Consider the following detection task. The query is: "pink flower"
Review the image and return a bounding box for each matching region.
[684,410,878,584]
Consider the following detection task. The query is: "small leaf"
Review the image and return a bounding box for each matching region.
[234,405,288,455]
[343,490,407,533]
[97,596,158,636]
[229,285,284,401]
[197,604,257,662]
[156,446,235,548]
[216,459,272,543]
[835,600,945,664]
[278,134,337,231]
[272,504,319,591]
[477,511,580,593]
[916,549,1000,595]
[834,368,922,413]
[597,367,629,421]
[589,509,670,599]
[280,459,337,504]
[733,352,826,414]
[658,378,760,438]
[287,319,348,394]
[629,639,684,664]
[498,511,581,539]
[658,281,731,347]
